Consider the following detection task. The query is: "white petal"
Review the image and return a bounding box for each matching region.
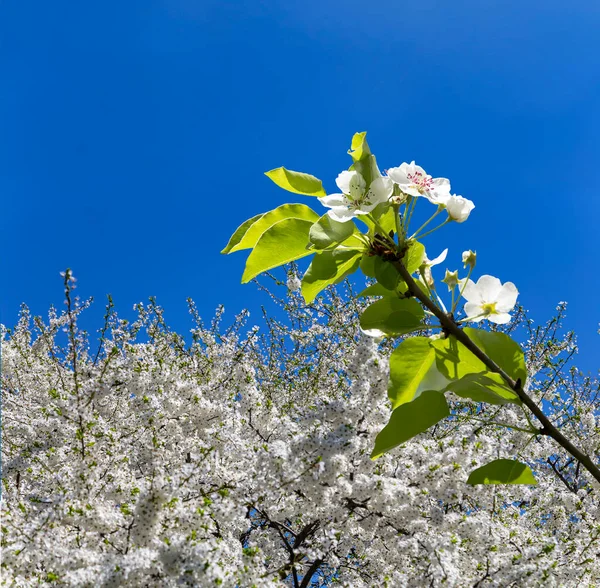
[367,178,394,204]
[464,302,485,322]
[404,186,423,197]
[327,207,355,223]
[475,275,503,302]
[386,166,410,185]
[464,301,483,318]
[461,279,483,304]
[318,194,347,208]
[335,170,360,195]
[432,177,451,194]
[428,248,448,267]
[488,312,512,325]
[495,282,519,312]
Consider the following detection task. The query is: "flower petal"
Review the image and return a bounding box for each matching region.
[488,312,512,325]
[475,275,503,302]
[327,207,355,223]
[368,177,393,203]
[461,279,483,304]
[464,301,483,318]
[335,170,360,195]
[386,166,410,185]
[318,194,347,208]
[428,248,448,267]
[495,282,519,312]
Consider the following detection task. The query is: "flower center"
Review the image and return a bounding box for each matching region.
[481,302,497,315]
[407,171,434,194]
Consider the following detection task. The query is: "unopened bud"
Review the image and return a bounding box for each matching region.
[462,250,476,269]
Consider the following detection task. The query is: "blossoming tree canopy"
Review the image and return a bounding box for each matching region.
[223,132,600,488]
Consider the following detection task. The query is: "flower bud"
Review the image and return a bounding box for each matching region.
[462,250,476,269]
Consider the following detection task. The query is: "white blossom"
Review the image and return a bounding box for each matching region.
[462,274,519,324]
[318,170,392,222]
[387,161,450,204]
[445,194,475,222]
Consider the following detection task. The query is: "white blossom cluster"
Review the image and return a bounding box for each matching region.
[1,282,599,587]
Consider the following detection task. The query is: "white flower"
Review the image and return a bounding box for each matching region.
[446,195,475,223]
[386,161,450,204]
[461,275,519,324]
[318,170,392,223]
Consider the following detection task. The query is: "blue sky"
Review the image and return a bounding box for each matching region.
[2,1,600,370]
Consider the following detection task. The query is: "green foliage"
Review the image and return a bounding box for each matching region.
[405,240,425,274]
[227,204,320,253]
[221,213,264,254]
[357,283,397,298]
[371,391,450,458]
[359,297,424,336]
[374,258,402,291]
[467,459,537,485]
[347,132,381,191]
[301,249,362,303]
[241,218,315,283]
[445,372,521,405]
[388,337,437,408]
[464,328,528,385]
[309,214,356,249]
[264,167,327,196]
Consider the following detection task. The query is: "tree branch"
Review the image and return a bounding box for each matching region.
[394,259,600,485]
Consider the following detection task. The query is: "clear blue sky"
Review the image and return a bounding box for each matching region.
[2,1,600,370]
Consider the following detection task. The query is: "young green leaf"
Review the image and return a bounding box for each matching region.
[359,297,424,337]
[463,328,528,385]
[374,258,401,291]
[357,283,397,298]
[230,204,319,253]
[404,240,426,274]
[431,336,487,381]
[388,337,439,408]
[467,459,537,485]
[371,391,450,458]
[265,167,327,196]
[309,215,356,249]
[301,250,362,303]
[241,218,314,283]
[221,213,264,254]
[445,372,521,405]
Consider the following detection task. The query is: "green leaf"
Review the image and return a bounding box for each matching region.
[371,391,450,458]
[431,337,487,381]
[230,204,320,253]
[301,250,362,303]
[388,337,441,408]
[446,372,521,405]
[467,459,537,485]
[360,254,377,278]
[374,258,401,291]
[464,328,528,385]
[347,132,381,189]
[309,214,356,249]
[357,283,397,298]
[348,132,371,162]
[241,218,314,283]
[359,297,424,337]
[221,213,264,254]
[404,240,425,274]
[265,167,327,196]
